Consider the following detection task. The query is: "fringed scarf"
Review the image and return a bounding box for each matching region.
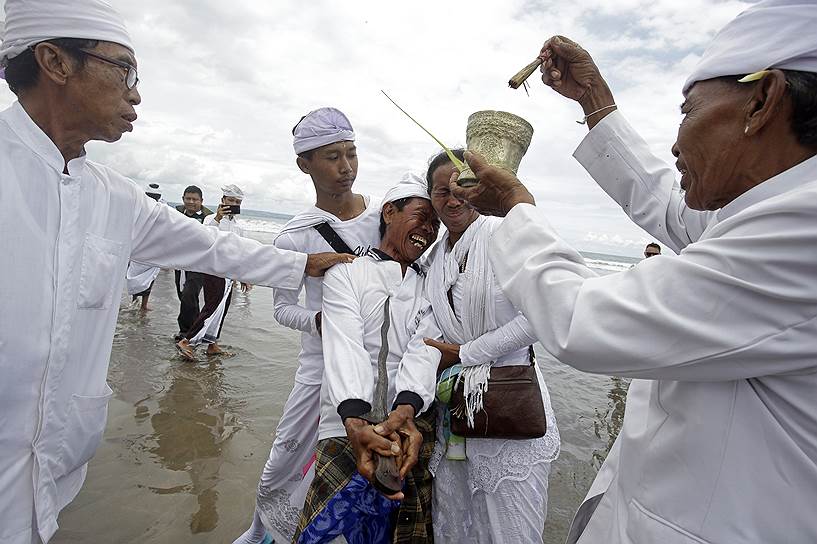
[427,215,498,431]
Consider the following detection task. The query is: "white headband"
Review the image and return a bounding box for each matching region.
[683,0,817,93]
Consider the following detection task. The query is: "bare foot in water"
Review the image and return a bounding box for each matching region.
[206,343,232,357]
[176,338,197,361]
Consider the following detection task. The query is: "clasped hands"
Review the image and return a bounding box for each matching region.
[344,404,422,500]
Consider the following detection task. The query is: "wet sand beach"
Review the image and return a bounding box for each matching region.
[51,264,627,544]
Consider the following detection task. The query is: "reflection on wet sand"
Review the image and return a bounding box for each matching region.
[148,362,240,534]
[591,376,629,469]
[53,265,629,544]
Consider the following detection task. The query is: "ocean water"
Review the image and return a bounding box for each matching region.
[51,211,633,544]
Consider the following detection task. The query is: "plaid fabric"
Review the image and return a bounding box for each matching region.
[394,408,435,544]
[294,408,436,544]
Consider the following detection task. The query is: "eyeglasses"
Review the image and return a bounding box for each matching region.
[644,252,660,258]
[78,49,139,89]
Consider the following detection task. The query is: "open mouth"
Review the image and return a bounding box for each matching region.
[409,233,428,249]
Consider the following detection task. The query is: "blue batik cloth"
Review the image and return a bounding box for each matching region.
[298,473,400,544]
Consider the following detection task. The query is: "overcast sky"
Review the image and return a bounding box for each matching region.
[0,0,753,256]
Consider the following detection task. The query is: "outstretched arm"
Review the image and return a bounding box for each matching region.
[539,36,714,249]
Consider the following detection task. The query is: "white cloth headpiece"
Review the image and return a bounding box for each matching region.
[293,107,355,155]
[0,0,133,67]
[381,172,429,210]
[221,184,244,199]
[683,0,817,93]
[144,182,160,196]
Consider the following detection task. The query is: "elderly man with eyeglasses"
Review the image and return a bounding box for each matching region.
[0,1,350,542]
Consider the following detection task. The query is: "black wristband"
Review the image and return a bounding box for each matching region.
[337,399,372,422]
[392,391,423,416]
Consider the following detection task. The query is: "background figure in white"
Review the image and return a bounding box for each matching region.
[178,184,251,359]
[423,150,559,543]
[234,108,380,544]
[126,184,164,311]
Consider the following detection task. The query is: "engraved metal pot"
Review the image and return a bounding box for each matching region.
[457,110,534,187]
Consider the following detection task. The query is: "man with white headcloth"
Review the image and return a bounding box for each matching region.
[176,183,251,359]
[0,2,349,542]
[441,0,817,542]
[234,107,381,544]
[295,173,441,543]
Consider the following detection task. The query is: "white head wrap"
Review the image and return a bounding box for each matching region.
[683,0,817,93]
[144,182,161,198]
[293,107,355,155]
[0,0,133,68]
[381,172,430,210]
[221,184,244,199]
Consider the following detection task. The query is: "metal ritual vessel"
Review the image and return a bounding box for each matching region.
[362,298,402,495]
[457,110,534,187]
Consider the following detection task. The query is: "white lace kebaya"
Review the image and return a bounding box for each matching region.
[425,215,560,543]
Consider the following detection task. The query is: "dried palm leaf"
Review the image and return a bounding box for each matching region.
[381,90,466,173]
[508,58,543,89]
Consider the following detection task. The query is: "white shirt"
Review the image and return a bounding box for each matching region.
[490,110,817,543]
[0,101,306,544]
[319,252,442,440]
[273,201,381,385]
[204,212,245,237]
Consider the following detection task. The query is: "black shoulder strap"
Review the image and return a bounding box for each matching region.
[313,222,354,254]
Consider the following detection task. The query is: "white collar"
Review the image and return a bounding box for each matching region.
[717,154,817,222]
[3,101,87,176]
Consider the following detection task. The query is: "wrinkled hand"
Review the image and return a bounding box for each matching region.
[305,252,355,277]
[344,417,405,500]
[538,36,612,109]
[538,36,616,129]
[449,151,535,217]
[373,405,423,479]
[423,338,460,372]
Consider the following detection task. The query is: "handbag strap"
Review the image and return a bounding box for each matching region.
[313,222,354,254]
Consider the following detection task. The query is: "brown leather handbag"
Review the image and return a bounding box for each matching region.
[449,348,547,439]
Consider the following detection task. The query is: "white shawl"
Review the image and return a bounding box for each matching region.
[426,215,499,427]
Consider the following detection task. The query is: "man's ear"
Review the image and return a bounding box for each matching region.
[296,156,310,174]
[382,202,395,226]
[33,42,76,86]
[744,69,788,137]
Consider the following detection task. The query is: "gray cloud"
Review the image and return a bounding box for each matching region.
[0,0,751,255]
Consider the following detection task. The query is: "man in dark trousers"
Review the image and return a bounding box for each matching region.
[174,185,213,340]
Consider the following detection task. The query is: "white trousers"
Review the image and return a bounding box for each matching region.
[234,381,320,544]
[433,455,551,543]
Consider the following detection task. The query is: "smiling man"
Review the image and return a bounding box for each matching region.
[294,174,442,544]
[0,1,349,542]
[449,1,817,543]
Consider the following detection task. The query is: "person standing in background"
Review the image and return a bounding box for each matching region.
[176,184,250,360]
[174,185,213,339]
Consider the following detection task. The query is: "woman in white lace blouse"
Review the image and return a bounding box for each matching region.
[422,149,560,542]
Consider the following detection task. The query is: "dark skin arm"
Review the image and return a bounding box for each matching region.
[423,337,461,373]
[305,253,355,277]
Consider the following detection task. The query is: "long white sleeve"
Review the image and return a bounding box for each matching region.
[489,203,817,382]
[458,313,537,366]
[394,302,442,415]
[129,192,306,289]
[321,264,374,411]
[272,232,318,335]
[573,111,715,252]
